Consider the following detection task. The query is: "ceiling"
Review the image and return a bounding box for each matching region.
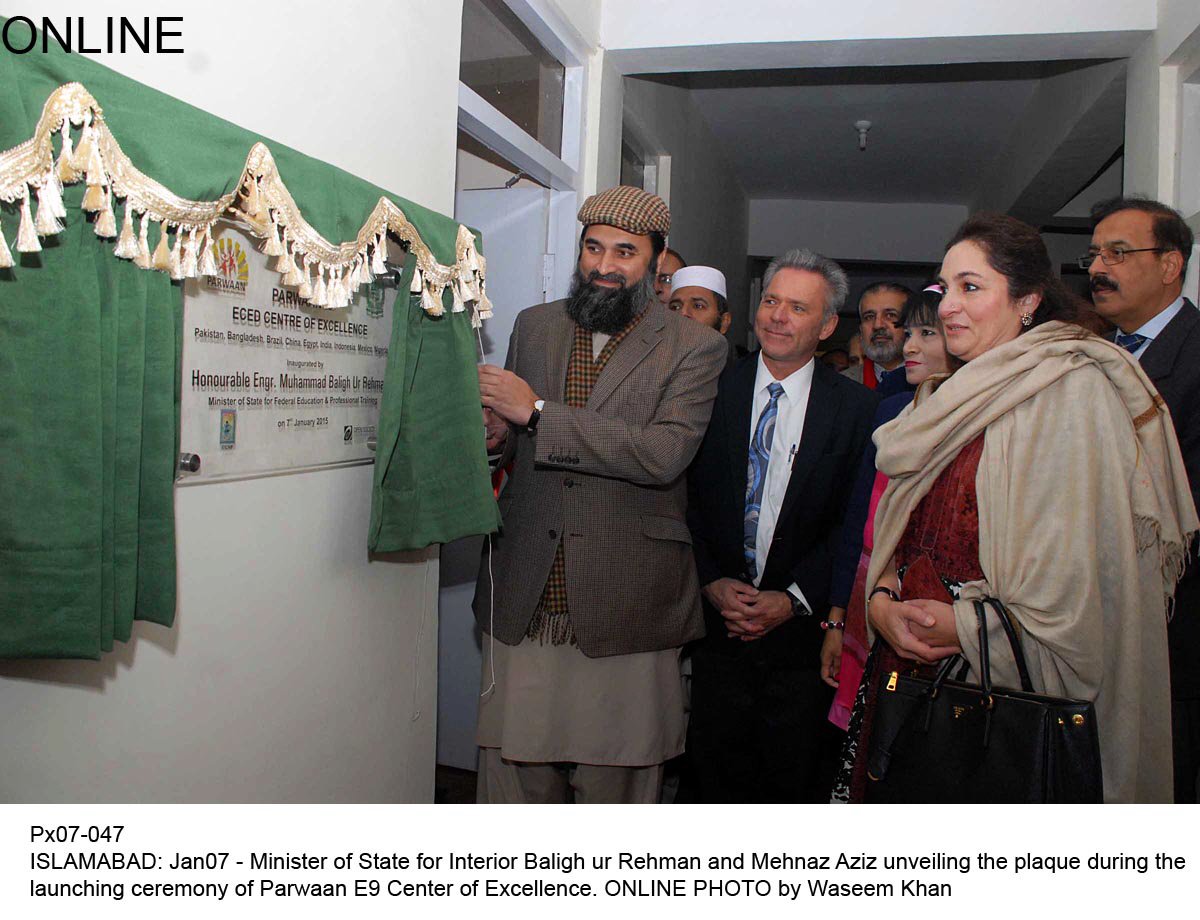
[640,61,1123,205]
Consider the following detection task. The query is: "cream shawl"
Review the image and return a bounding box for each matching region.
[867,321,1198,803]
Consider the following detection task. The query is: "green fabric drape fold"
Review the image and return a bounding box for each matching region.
[1,18,498,658]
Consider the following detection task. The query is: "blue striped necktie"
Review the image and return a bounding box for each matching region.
[1115,332,1148,354]
[744,382,785,579]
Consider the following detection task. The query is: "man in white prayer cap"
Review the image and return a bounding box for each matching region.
[668,265,732,336]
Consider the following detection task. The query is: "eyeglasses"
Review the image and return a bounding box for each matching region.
[656,273,673,285]
[1075,247,1166,269]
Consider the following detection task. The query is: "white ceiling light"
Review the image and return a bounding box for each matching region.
[855,119,872,151]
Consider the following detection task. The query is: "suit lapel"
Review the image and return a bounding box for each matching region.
[775,361,840,532]
[544,303,574,401]
[727,353,759,503]
[587,303,666,409]
[1139,299,1197,384]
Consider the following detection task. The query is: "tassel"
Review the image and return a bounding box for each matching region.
[329,268,345,308]
[297,260,313,300]
[454,274,470,303]
[377,231,389,264]
[181,227,199,278]
[421,283,443,317]
[70,114,94,173]
[312,268,328,307]
[85,141,106,189]
[134,213,152,268]
[479,282,494,320]
[56,117,78,183]
[81,183,106,213]
[410,267,423,294]
[262,217,284,256]
[272,231,292,274]
[17,186,42,253]
[39,170,67,220]
[464,242,480,272]
[0,221,13,268]
[198,226,218,276]
[113,200,138,259]
[281,252,304,287]
[169,226,184,279]
[151,220,172,272]
[450,280,466,313]
[94,190,117,238]
[35,187,65,236]
[371,236,386,275]
[329,268,342,307]
[243,175,261,217]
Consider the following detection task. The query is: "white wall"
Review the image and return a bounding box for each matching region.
[600,0,1152,52]
[749,199,968,265]
[0,0,466,802]
[621,77,751,339]
[1123,0,1200,198]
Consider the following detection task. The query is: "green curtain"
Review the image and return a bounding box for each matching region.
[0,19,498,658]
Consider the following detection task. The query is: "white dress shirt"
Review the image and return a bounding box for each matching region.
[1126,296,1186,358]
[748,353,814,612]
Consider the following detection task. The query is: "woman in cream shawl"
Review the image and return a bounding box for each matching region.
[866,213,1197,803]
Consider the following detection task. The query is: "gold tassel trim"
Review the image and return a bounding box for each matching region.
[94,190,117,238]
[1,83,491,318]
[56,117,79,183]
[296,260,313,300]
[16,185,42,253]
[69,115,94,174]
[113,199,137,259]
[168,225,184,279]
[0,220,13,268]
[262,216,284,256]
[197,226,217,277]
[181,226,198,278]
[35,186,65,236]
[151,220,171,272]
[134,212,152,269]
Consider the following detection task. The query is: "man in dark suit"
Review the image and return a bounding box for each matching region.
[686,248,879,802]
[475,186,727,803]
[1088,196,1199,803]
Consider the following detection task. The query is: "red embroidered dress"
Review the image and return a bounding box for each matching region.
[839,434,986,802]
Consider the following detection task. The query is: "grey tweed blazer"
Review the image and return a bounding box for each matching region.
[473,299,728,658]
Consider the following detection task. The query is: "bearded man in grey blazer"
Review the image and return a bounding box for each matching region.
[474,186,728,803]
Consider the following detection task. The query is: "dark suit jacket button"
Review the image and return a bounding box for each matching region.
[549,529,558,539]
[564,478,574,488]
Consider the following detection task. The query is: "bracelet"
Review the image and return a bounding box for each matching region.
[869,586,901,604]
[820,620,845,631]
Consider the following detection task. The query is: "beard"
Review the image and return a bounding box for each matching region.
[565,267,656,334]
[863,330,903,365]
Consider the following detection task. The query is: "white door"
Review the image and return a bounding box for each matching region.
[438,172,551,771]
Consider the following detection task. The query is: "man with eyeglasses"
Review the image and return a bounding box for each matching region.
[654,248,686,307]
[1087,196,1199,804]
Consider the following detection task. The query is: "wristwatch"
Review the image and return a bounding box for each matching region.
[527,398,545,431]
[786,588,805,618]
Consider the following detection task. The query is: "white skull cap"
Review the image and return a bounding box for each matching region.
[669,265,727,299]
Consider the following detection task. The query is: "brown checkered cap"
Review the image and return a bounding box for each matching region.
[577,185,670,236]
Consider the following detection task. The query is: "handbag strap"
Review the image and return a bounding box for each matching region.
[982,597,1035,693]
[972,600,994,706]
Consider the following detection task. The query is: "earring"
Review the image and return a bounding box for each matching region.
[1020,312,1033,327]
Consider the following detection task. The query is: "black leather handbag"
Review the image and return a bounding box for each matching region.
[864,598,1102,803]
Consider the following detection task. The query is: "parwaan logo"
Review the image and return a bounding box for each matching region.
[204,237,249,297]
